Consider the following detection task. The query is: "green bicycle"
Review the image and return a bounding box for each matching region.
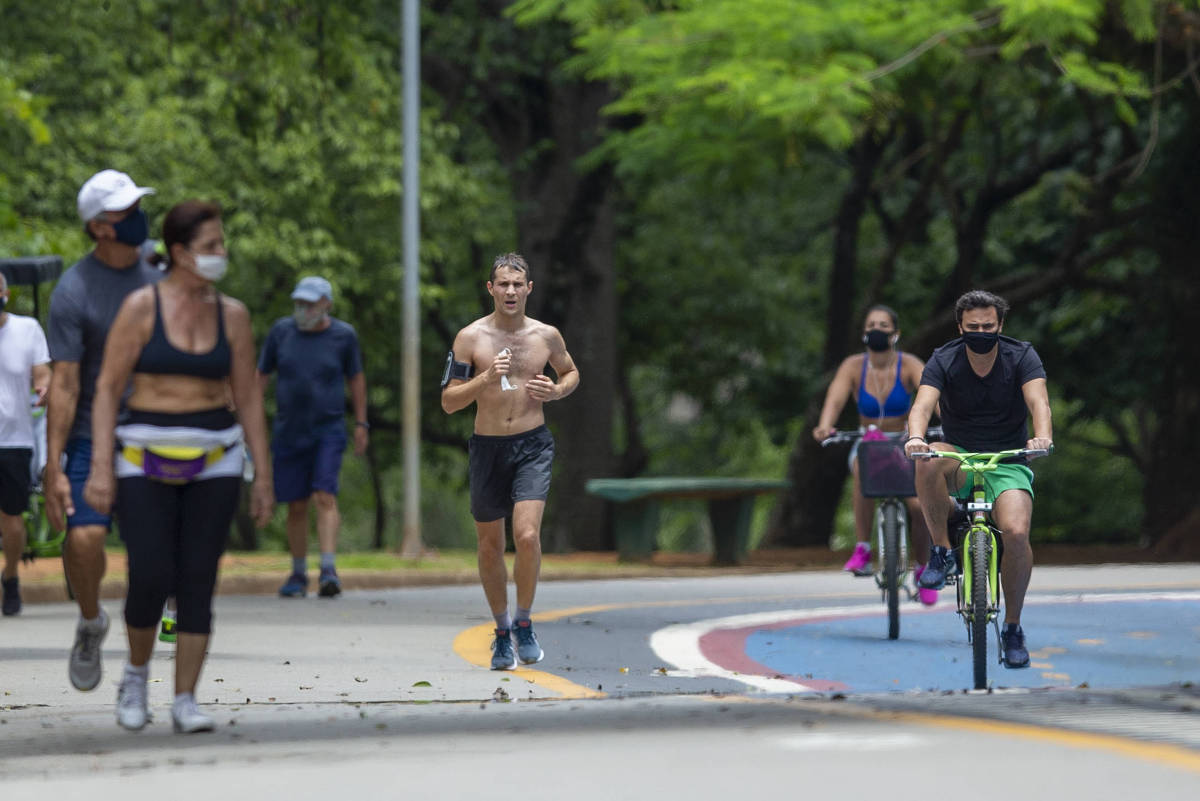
[911,447,1049,690]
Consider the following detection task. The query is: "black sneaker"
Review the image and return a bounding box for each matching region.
[918,545,957,589]
[1,576,20,616]
[1001,624,1030,668]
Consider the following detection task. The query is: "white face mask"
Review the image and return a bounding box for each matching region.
[192,253,228,282]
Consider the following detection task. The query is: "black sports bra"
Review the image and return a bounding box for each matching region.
[133,285,231,380]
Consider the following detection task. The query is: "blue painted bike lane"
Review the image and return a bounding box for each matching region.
[657,592,1200,693]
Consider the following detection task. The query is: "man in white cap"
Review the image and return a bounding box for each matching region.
[257,276,368,598]
[44,169,163,691]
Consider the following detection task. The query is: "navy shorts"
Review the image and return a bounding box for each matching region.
[468,425,555,523]
[0,448,33,516]
[65,438,112,529]
[272,428,347,503]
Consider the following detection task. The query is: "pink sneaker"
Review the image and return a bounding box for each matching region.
[843,543,872,575]
[913,565,938,606]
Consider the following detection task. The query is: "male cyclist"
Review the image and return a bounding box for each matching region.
[903,290,1052,667]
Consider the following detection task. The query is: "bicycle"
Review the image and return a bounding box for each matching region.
[822,426,941,640]
[910,446,1050,689]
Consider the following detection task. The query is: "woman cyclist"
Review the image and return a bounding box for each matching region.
[812,305,936,604]
[84,200,273,733]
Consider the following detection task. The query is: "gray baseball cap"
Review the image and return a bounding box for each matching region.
[291,276,333,302]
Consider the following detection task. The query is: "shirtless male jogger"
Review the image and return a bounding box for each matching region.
[441,253,579,670]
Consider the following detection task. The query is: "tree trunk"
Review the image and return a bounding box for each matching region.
[515,93,619,552]
[767,132,886,547]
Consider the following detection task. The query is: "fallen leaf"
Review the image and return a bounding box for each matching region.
[492,687,511,702]
[354,677,368,683]
[619,667,629,674]
[411,681,432,688]
[299,686,313,690]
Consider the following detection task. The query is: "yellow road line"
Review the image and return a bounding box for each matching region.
[452,593,841,699]
[720,695,1200,775]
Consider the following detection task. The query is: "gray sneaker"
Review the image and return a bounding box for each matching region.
[69,609,110,691]
[513,619,544,665]
[490,628,517,670]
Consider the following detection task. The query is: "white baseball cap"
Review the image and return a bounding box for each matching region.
[77,169,156,222]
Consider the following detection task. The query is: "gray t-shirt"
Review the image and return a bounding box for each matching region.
[47,252,163,441]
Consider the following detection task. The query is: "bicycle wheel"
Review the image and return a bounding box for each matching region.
[881,502,901,640]
[970,527,990,689]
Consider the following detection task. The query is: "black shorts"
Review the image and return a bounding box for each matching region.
[0,447,33,516]
[468,425,555,523]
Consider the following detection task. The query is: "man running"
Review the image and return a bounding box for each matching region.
[904,290,1052,668]
[441,253,579,670]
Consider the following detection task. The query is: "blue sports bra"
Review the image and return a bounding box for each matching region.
[857,352,910,419]
[133,285,231,380]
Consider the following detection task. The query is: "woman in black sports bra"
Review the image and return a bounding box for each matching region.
[84,200,273,734]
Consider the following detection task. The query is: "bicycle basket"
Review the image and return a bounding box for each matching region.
[858,440,916,498]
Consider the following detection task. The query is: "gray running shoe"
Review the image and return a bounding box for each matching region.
[172,693,215,734]
[115,667,150,731]
[69,609,110,691]
[513,619,544,665]
[490,628,517,670]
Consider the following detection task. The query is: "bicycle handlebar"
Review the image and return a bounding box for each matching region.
[821,426,943,448]
[909,447,1051,467]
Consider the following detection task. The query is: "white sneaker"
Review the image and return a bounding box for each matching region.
[116,666,150,731]
[69,609,110,691]
[172,693,215,733]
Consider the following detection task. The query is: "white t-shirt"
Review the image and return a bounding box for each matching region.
[0,313,50,448]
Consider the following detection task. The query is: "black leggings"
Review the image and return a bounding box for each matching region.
[116,476,240,635]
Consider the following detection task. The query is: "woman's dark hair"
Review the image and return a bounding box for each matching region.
[162,200,222,262]
[954,290,1010,326]
[864,304,899,328]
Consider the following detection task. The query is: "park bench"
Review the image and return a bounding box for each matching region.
[585,477,789,565]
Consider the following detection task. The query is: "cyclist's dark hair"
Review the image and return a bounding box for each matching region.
[490,252,531,283]
[162,201,222,268]
[955,290,1009,326]
[864,304,899,328]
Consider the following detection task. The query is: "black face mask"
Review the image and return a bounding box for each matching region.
[962,331,999,354]
[110,208,149,247]
[863,329,893,352]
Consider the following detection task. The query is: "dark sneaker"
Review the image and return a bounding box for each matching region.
[490,628,517,670]
[513,619,544,665]
[69,609,110,691]
[2,576,20,616]
[158,615,177,644]
[918,545,957,589]
[279,572,308,598]
[1001,624,1030,668]
[317,568,342,598]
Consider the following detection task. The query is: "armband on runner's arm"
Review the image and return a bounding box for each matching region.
[440,351,475,389]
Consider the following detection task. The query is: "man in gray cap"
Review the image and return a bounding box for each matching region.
[257,276,368,598]
[44,168,162,690]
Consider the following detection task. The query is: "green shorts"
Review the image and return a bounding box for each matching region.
[948,446,1035,502]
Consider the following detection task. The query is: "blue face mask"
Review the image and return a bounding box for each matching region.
[110,208,149,247]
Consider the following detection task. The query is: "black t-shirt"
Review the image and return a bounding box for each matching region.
[920,335,1046,451]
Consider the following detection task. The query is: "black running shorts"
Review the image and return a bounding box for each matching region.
[468,425,555,523]
[0,448,33,516]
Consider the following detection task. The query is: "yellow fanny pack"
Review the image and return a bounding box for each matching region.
[122,444,226,484]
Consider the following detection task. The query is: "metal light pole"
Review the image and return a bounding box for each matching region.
[399,0,423,558]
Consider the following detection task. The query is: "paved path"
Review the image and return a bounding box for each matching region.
[1,565,1198,799]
